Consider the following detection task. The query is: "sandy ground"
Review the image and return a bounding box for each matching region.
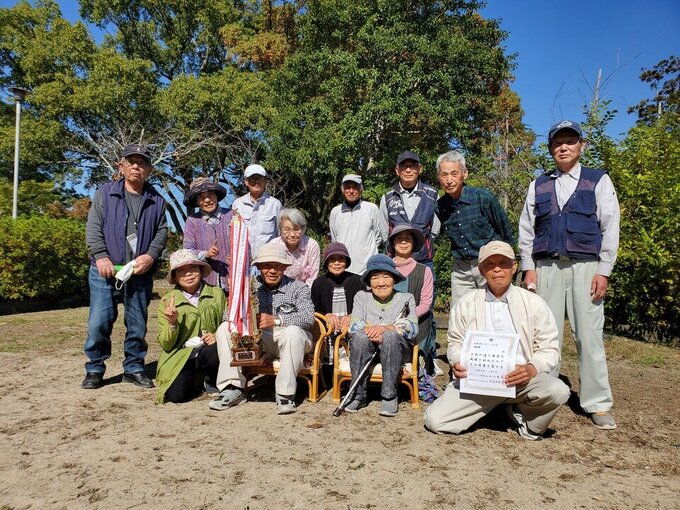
[0,299,679,510]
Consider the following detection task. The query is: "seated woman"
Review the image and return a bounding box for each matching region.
[270,208,320,287]
[183,177,232,294]
[311,242,365,363]
[345,254,418,417]
[388,224,437,375]
[155,249,226,404]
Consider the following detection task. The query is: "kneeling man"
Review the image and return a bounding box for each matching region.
[210,243,315,414]
[424,241,569,440]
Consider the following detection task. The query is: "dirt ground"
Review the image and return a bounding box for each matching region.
[1,293,679,510]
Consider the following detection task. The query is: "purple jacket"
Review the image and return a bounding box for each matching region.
[183,208,233,290]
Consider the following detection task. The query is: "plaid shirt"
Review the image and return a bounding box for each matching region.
[437,185,514,260]
[256,275,315,331]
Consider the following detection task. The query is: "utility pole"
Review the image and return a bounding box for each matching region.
[7,86,30,219]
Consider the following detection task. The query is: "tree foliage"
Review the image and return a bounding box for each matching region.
[628,56,679,125]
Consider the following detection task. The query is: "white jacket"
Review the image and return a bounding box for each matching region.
[447,285,560,374]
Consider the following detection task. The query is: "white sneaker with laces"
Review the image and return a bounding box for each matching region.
[506,404,544,441]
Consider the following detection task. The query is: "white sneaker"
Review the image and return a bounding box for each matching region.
[208,387,245,411]
[506,405,543,441]
[276,394,297,415]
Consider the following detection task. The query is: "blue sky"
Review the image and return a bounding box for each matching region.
[481,0,680,141]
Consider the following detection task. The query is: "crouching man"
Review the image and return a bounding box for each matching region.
[210,243,315,415]
[424,241,569,440]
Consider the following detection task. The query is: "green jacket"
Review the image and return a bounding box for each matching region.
[155,284,226,404]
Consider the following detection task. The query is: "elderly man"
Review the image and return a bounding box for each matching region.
[329,174,383,275]
[82,144,168,390]
[231,164,283,259]
[379,151,440,269]
[210,242,315,415]
[518,120,620,430]
[424,241,569,440]
[436,150,513,305]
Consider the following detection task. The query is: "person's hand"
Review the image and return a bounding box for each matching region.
[201,331,216,345]
[504,363,537,387]
[452,362,467,379]
[591,274,608,301]
[340,315,352,332]
[206,241,219,259]
[257,313,276,330]
[95,257,115,279]
[133,254,154,275]
[325,313,341,333]
[162,294,178,326]
[364,324,391,343]
[523,270,538,293]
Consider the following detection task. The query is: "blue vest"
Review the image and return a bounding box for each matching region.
[98,178,166,268]
[385,181,438,262]
[532,167,604,261]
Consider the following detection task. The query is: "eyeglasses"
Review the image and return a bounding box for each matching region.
[550,138,580,147]
[282,227,302,234]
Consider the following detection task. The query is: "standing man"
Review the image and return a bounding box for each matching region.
[329,174,383,275]
[436,150,513,306]
[379,151,440,271]
[82,144,168,389]
[518,120,620,430]
[232,164,283,259]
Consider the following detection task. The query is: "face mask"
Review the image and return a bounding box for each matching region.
[115,260,136,290]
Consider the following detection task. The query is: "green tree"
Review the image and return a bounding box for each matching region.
[629,56,679,125]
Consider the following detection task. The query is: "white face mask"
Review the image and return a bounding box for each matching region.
[115,260,136,290]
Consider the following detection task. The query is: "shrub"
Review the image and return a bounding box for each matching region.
[0,216,89,301]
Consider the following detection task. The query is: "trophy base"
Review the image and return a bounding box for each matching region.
[230,347,265,367]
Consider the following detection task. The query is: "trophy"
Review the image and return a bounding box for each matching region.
[230,276,264,366]
[227,212,264,366]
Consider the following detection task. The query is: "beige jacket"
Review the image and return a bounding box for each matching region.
[446,285,560,374]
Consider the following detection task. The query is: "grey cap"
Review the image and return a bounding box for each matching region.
[342,174,362,185]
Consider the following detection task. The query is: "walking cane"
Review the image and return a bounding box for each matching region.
[332,301,410,417]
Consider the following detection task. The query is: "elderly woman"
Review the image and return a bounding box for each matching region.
[389,224,436,375]
[155,249,226,404]
[270,208,320,287]
[183,177,232,293]
[344,254,418,417]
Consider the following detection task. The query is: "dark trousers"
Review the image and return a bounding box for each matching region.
[165,343,219,403]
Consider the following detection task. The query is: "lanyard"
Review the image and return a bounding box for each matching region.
[125,191,142,229]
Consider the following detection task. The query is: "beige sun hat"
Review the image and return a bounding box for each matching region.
[252,242,292,267]
[478,241,516,265]
[167,249,212,284]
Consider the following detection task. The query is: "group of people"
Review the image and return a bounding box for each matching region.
[81,118,620,438]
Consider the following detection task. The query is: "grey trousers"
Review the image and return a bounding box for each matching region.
[536,259,613,413]
[451,258,486,305]
[424,373,570,435]
[349,331,409,401]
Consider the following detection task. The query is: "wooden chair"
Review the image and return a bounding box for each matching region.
[242,313,330,402]
[331,328,421,409]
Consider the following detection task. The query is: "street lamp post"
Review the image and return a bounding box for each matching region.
[7,86,30,219]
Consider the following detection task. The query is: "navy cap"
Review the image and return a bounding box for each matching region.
[360,254,406,286]
[548,120,583,144]
[396,150,421,165]
[121,144,152,163]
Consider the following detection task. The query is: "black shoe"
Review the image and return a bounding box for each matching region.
[82,373,103,389]
[122,372,154,388]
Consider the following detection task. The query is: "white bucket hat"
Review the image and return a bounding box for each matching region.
[167,249,211,284]
[252,242,292,267]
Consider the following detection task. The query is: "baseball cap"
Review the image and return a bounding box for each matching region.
[244,164,267,178]
[548,120,583,144]
[396,150,420,165]
[478,241,516,265]
[121,144,152,163]
[342,174,362,185]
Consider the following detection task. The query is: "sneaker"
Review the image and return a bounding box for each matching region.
[82,373,103,390]
[208,387,245,411]
[379,397,399,417]
[506,405,543,441]
[122,372,154,388]
[276,394,297,415]
[203,377,219,395]
[343,398,367,414]
[591,412,617,430]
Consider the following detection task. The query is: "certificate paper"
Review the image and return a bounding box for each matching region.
[459,330,520,398]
